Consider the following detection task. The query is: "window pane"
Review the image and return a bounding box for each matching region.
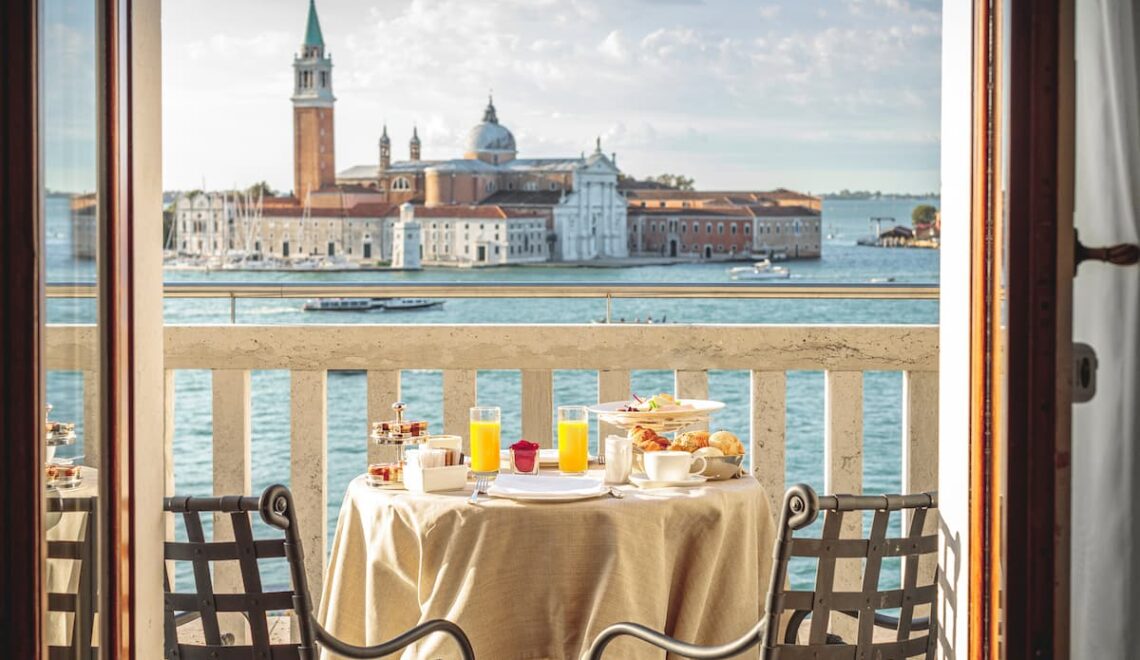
[42,0,102,655]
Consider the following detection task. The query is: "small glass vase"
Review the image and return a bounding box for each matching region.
[510,447,540,475]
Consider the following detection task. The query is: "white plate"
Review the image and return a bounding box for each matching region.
[589,399,725,434]
[499,448,596,467]
[487,474,608,502]
[629,473,709,489]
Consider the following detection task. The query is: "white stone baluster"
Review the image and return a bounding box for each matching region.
[212,369,252,644]
[521,370,553,448]
[290,370,328,603]
[824,370,863,641]
[750,370,787,518]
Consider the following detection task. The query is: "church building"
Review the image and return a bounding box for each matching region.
[338,97,629,261]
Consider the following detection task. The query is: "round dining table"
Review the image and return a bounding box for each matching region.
[318,468,775,660]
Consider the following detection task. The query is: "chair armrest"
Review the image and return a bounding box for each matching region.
[311,617,474,660]
[585,621,766,660]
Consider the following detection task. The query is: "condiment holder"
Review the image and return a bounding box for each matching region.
[403,446,468,493]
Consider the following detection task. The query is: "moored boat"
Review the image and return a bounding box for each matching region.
[378,298,444,310]
[302,298,379,312]
[727,259,790,281]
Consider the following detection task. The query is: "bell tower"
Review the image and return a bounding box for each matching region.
[379,124,390,171]
[292,0,335,202]
[409,126,421,161]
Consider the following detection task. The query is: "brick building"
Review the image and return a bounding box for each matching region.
[626,190,822,260]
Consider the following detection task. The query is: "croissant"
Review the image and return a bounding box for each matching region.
[629,425,668,450]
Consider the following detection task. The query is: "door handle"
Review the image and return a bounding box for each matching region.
[1074,229,1140,273]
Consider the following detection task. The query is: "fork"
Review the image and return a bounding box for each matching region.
[468,476,490,505]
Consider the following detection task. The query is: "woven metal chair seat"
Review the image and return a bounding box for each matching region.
[163,485,473,660]
[586,483,939,659]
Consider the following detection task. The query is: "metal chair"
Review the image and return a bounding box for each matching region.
[47,495,98,660]
[163,484,475,659]
[585,484,938,659]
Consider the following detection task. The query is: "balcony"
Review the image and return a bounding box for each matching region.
[45,282,940,632]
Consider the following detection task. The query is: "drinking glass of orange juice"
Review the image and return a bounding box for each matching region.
[469,407,501,476]
[558,406,590,475]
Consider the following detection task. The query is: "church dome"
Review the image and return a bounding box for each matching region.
[464,96,516,156]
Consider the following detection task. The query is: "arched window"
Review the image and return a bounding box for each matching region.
[392,177,411,191]
[524,181,538,191]
[485,180,496,193]
[706,223,713,234]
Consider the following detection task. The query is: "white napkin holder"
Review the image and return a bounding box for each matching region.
[404,464,469,494]
[423,435,462,452]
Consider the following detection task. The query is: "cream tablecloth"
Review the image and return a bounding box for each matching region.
[318,470,775,659]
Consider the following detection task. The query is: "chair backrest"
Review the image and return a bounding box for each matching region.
[761,484,939,659]
[163,485,317,660]
[47,495,98,660]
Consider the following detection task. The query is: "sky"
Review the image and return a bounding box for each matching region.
[159,0,942,196]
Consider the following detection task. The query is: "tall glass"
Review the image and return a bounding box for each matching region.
[557,406,590,475]
[469,407,501,476]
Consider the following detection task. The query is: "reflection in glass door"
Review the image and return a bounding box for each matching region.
[42,0,103,656]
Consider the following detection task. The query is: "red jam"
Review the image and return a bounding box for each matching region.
[510,440,539,473]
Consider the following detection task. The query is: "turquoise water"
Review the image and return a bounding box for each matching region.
[46,196,939,591]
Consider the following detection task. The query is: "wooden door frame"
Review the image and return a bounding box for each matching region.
[99,0,137,655]
[1002,0,1074,656]
[0,0,45,655]
[968,2,1000,657]
[0,0,139,655]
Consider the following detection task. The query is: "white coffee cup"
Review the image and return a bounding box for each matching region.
[643,450,707,483]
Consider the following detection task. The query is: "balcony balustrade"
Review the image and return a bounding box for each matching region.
[44,283,939,642]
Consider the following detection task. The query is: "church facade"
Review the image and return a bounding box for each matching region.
[337,97,628,261]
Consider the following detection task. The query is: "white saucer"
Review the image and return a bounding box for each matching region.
[629,473,708,489]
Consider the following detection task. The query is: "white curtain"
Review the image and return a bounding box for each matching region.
[1072,0,1140,657]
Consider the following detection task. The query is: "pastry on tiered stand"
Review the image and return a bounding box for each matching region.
[368,401,430,488]
[45,403,76,463]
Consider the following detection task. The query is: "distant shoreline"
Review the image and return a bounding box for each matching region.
[160,255,838,273]
[820,194,941,201]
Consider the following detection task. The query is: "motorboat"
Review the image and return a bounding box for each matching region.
[302,298,379,312]
[378,298,444,311]
[727,259,791,281]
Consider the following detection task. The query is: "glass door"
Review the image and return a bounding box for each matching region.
[42,0,107,657]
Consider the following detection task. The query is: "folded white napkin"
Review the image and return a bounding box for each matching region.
[488,474,605,500]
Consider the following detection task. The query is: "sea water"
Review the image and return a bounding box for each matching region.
[46,197,939,592]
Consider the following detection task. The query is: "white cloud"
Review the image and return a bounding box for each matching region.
[757,5,781,19]
[597,30,629,61]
